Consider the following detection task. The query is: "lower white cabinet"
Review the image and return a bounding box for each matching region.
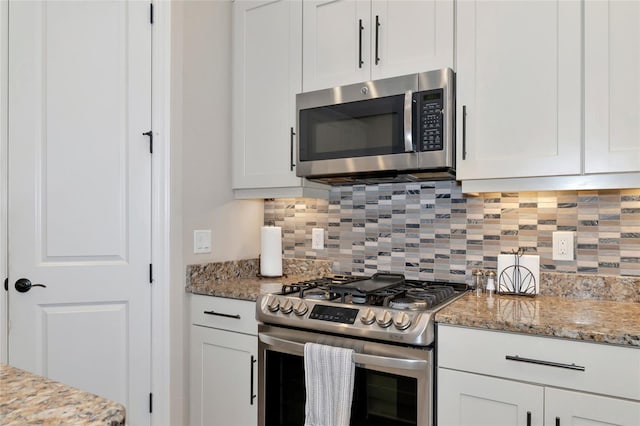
[190,295,258,426]
[545,388,640,426]
[438,369,543,426]
[437,325,640,426]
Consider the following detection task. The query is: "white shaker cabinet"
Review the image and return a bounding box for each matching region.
[545,388,640,426]
[302,0,453,92]
[437,325,640,426]
[584,0,640,174]
[190,295,258,426]
[438,369,544,426]
[232,0,327,199]
[455,0,582,181]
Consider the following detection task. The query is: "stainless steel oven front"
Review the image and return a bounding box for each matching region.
[258,324,433,426]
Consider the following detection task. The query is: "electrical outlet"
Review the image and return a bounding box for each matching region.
[312,228,325,250]
[552,231,574,261]
[193,229,211,254]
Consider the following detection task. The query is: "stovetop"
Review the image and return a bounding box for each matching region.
[255,273,468,346]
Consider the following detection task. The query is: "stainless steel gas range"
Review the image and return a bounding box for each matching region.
[256,273,468,426]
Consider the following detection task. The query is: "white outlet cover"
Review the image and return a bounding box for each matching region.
[552,231,575,261]
[312,228,325,250]
[193,229,211,254]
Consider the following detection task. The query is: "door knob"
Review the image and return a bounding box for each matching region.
[15,278,47,293]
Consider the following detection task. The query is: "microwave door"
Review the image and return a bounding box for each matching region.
[297,94,418,177]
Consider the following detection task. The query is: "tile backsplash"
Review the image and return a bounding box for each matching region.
[264,182,640,283]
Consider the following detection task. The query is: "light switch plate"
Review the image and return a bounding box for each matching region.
[193,229,211,254]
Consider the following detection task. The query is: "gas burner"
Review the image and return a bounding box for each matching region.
[303,289,330,300]
[388,297,428,311]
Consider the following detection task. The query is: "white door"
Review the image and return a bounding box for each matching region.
[190,325,258,426]
[437,368,544,426]
[456,0,582,180]
[232,0,303,190]
[585,0,640,174]
[302,0,371,92]
[8,1,151,425]
[546,388,640,426]
[370,0,453,80]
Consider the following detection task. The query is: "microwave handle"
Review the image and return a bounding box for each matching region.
[404,91,414,152]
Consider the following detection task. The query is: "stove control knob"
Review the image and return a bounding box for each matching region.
[280,299,293,315]
[393,312,412,330]
[266,297,280,313]
[360,308,376,325]
[293,300,309,316]
[376,310,393,328]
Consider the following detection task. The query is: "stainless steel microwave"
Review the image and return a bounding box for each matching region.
[296,68,455,184]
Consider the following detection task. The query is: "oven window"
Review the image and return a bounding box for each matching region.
[265,350,418,426]
[298,94,406,161]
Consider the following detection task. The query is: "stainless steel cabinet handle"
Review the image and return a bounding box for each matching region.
[250,355,257,405]
[290,127,296,171]
[203,310,241,320]
[358,19,364,68]
[505,355,585,371]
[375,15,380,65]
[462,105,467,160]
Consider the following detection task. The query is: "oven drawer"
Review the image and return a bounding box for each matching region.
[191,294,257,335]
[437,325,640,400]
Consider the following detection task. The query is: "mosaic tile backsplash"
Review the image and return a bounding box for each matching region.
[264,182,640,282]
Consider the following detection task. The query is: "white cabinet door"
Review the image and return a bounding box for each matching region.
[190,325,258,426]
[546,388,640,426]
[585,0,640,174]
[456,0,582,180]
[370,0,453,80]
[232,0,303,190]
[302,0,370,92]
[438,368,544,426]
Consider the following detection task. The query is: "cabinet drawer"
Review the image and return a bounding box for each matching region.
[191,294,257,335]
[438,325,640,401]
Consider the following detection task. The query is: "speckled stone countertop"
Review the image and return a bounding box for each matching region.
[186,258,333,301]
[436,293,640,347]
[0,364,125,425]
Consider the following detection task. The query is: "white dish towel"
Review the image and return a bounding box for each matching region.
[304,342,355,426]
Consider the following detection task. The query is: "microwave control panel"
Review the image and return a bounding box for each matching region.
[414,89,444,152]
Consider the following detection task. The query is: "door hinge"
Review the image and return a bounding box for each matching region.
[143,130,153,154]
[149,264,154,284]
[149,3,154,24]
[4,278,7,291]
[149,392,153,413]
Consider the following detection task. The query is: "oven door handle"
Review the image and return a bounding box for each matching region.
[259,333,428,371]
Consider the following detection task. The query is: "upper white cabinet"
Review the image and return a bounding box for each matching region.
[456,0,582,181]
[232,0,327,199]
[584,0,640,174]
[302,0,454,92]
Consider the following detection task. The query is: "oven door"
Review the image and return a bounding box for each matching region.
[258,324,432,426]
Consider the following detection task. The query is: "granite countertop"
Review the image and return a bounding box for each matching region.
[186,258,333,302]
[187,275,320,302]
[436,292,640,347]
[0,364,126,425]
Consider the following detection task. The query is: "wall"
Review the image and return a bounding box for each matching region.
[171,1,263,424]
[265,182,640,283]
